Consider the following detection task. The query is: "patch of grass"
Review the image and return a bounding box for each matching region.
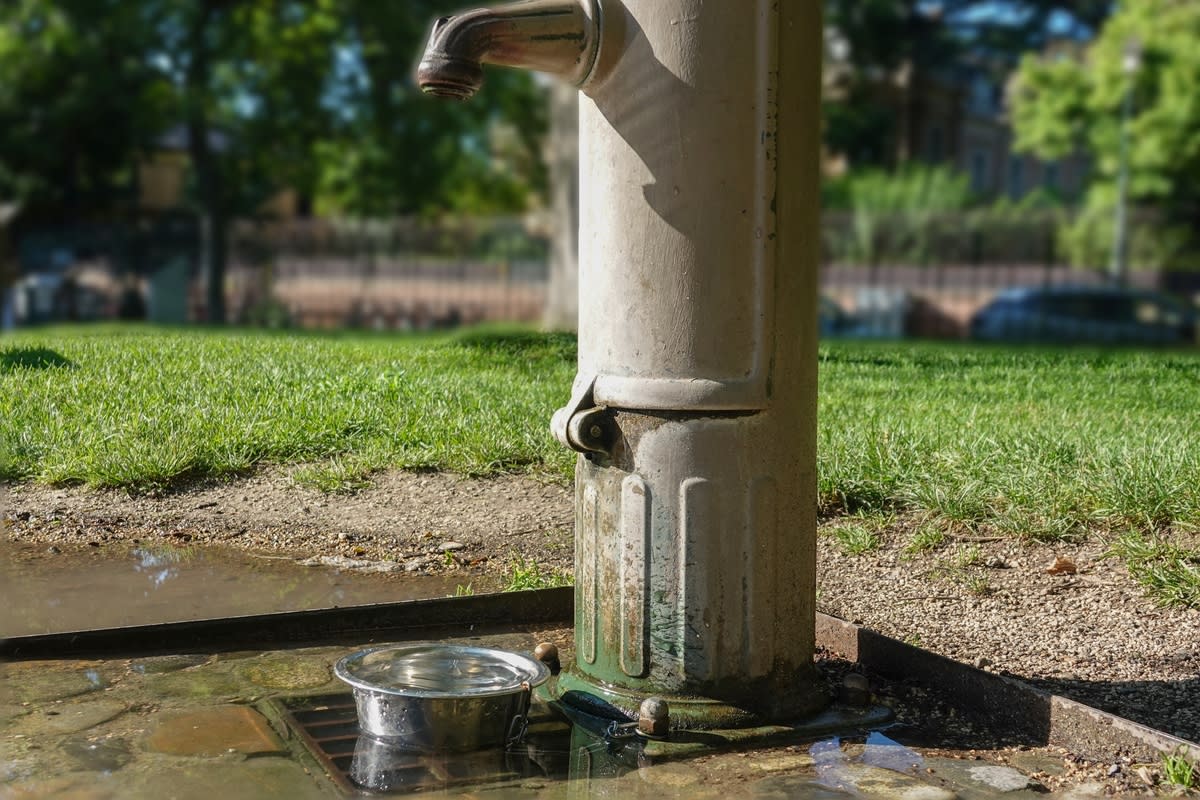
[5,326,1200,590]
[818,343,1200,544]
[829,523,882,556]
[289,454,381,493]
[1162,747,1198,789]
[950,544,985,569]
[963,575,993,597]
[453,583,475,597]
[0,324,576,489]
[904,522,948,555]
[1107,532,1200,609]
[503,555,572,592]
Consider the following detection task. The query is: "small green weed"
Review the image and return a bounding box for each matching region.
[964,576,993,597]
[453,583,475,597]
[951,544,984,569]
[503,556,572,592]
[904,523,947,555]
[1107,532,1200,609]
[1162,747,1198,789]
[831,523,881,556]
[290,457,378,494]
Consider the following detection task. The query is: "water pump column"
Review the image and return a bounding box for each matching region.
[554,0,826,725]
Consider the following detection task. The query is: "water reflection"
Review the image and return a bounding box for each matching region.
[861,731,923,772]
[812,731,925,793]
[132,546,188,589]
[1,540,489,636]
[346,715,626,794]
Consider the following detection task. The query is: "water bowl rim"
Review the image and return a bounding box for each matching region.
[334,642,550,699]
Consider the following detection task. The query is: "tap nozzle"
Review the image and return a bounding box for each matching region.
[417,0,600,100]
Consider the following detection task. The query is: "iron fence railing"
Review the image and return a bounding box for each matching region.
[224,217,550,329]
[12,212,1199,339]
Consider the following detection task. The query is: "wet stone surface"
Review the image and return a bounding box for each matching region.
[143,666,245,702]
[60,734,134,773]
[237,655,332,691]
[129,654,210,675]
[4,663,107,704]
[0,632,1190,798]
[9,698,126,737]
[144,706,285,757]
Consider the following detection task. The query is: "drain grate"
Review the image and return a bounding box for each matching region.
[275,693,574,795]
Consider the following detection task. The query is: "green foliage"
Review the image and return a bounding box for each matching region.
[1161,747,1198,788]
[824,165,974,264]
[904,523,948,555]
[823,0,1111,166]
[311,1,547,216]
[828,522,882,556]
[0,0,170,219]
[0,0,548,225]
[1012,0,1200,219]
[1056,198,1195,272]
[1107,532,1200,609]
[503,555,571,592]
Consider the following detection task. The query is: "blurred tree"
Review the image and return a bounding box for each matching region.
[1011,0,1200,224]
[0,0,169,221]
[315,1,547,216]
[145,0,346,322]
[0,0,549,322]
[824,0,1112,166]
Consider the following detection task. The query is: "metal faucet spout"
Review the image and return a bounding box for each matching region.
[417,0,600,100]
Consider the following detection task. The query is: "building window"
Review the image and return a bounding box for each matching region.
[1008,157,1024,198]
[1044,161,1059,190]
[927,125,944,162]
[970,76,995,116]
[970,150,989,193]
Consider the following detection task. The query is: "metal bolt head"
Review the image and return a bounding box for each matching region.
[533,642,561,675]
[637,696,670,738]
[588,424,603,440]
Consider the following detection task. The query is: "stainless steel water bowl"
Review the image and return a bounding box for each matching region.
[334,644,551,752]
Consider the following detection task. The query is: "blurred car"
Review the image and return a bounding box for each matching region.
[970,286,1199,346]
[820,295,850,337]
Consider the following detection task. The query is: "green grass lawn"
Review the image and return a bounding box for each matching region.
[0,324,577,489]
[3,324,1198,604]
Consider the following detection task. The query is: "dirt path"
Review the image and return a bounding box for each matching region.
[3,469,1198,745]
[2,469,575,575]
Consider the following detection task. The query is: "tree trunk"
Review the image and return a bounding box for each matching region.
[542,82,579,332]
[186,6,227,324]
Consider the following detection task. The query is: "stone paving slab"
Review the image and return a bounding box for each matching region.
[1,630,1190,798]
[144,706,286,757]
[9,699,125,737]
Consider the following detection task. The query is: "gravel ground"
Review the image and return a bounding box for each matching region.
[814,523,1200,745]
[3,469,1198,745]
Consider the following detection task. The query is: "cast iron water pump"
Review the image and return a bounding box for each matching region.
[419,0,824,728]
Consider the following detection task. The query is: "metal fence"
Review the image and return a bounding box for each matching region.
[12,211,1199,339]
[820,210,1200,339]
[224,217,551,329]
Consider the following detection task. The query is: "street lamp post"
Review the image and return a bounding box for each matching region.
[1110,37,1141,286]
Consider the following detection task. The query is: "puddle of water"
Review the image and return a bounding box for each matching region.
[0,541,489,636]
